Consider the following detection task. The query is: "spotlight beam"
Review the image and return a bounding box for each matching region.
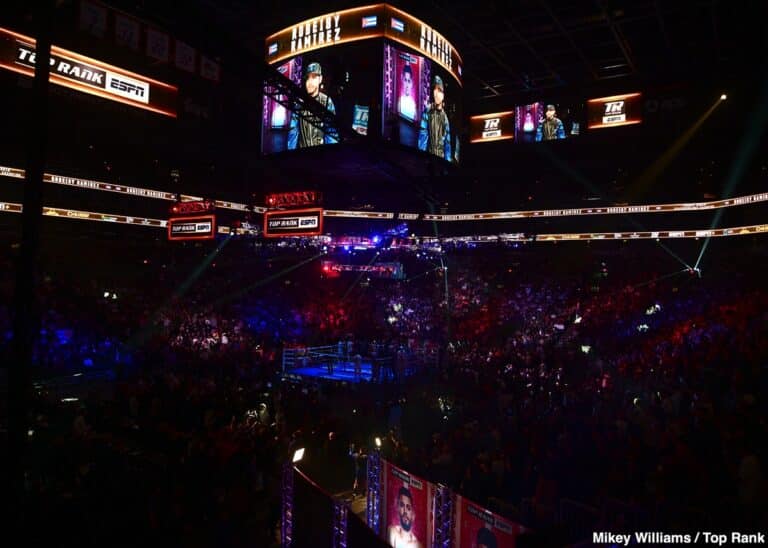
[626,97,722,201]
[697,79,768,269]
[215,252,324,307]
[130,234,233,348]
[342,252,381,301]
[532,144,692,271]
[173,234,232,299]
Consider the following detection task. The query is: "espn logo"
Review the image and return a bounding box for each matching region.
[481,117,502,139]
[106,72,150,104]
[602,100,626,124]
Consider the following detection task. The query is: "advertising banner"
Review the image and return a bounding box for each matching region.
[469,111,514,143]
[587,92,642,129]
[168,215,216,240]
[455,495,527,548]
[0,26,177,117]
[264,208,323,237]
[382,460,433,547]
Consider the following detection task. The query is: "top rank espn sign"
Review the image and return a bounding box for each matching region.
[167,215,216,241]
[587,92,642,129]
[469,111,514,143]
[264,208,323,238]
[0,27,177,117]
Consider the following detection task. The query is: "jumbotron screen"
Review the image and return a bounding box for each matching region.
[381,41,462,163]
[513,101,583,144]
[261,4,463,163]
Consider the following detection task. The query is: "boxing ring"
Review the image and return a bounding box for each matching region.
[282,344,394,383]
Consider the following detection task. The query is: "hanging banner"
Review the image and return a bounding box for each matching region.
[0,27,177,117]
[174,40,196,72]
[115,13,141,51]
[382,460,434,547]
[79,0,108,38]
[200,55,220,82]
[454,495,527,548]
[146,28,170,62]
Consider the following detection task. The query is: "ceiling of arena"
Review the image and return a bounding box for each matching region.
[109,0,760,109]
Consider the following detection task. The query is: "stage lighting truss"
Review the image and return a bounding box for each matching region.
[332,499,349,548]
[366,450,382,534]
[432,484,453,548]
[282,462,295,547]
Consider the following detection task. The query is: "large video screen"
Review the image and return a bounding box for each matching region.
[261,5,463,162]
[382,42,462,163]
[513,101,583,144]
[261,41,378,154]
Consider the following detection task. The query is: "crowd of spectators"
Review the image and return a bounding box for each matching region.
[2,238,766,545]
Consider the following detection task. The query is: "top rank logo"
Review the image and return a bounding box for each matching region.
[604,101,625,115]
[16,43,106,88]
[290,14,341,54]
[481,118,502,139]
[602,100,626,124]
[15,41,150,104]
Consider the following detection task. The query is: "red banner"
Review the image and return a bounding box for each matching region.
[454,495,527,548]
[382,460,433,547]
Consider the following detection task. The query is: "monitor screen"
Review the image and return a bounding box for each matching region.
[382,41,462,163]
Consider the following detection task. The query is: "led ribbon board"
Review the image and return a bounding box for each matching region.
[264,208,323,237]
[1,201,767,241]
[264,4,462,85]
[0,27,177,117]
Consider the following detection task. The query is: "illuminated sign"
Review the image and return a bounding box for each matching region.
[321,261,405,279]
[469,111,514,143]
[0,27,177,117]
[169,199,216,216]
[265,4,462,85]
[1,200,768,243]
[353,104,369,135]
[167,215,216,240]
[264,208,323,237]
[266,190,322,208]
[587,93,642,129]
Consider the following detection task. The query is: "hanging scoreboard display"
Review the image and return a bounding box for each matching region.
[261,4,463,164]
